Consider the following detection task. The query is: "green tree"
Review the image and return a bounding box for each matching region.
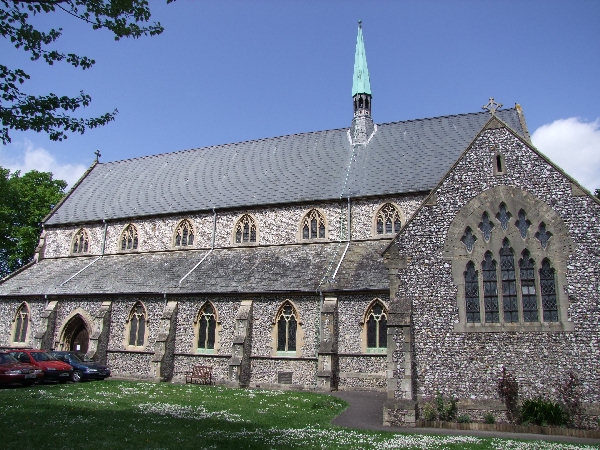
[0,167,66,277]
[1,0,173,144]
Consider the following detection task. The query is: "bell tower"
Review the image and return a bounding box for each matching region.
[351,21,375,144]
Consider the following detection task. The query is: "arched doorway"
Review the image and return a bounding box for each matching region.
[60,314,90,353]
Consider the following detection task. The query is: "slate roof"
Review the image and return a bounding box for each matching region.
[44,108,526,226]
[0,241,389,296]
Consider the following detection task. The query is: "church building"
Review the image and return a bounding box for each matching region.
[1,23,598,427]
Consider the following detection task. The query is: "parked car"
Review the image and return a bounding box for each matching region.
[0,352,44,386]
[8,350,72,383]
[48,351,111,382]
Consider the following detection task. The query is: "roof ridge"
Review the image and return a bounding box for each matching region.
[100,108,517,166]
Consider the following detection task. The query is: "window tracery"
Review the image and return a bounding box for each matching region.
[276,301,298,353]
[444,186,573,332]
[72,228,90,254]
[174,219,194,247]
[365,300,387,351]
[195,302,216,352]
[234,214,257,244]
[375,203,402,235]
[127,302,146,347]
[120,224,139,251]
[301,209,326,240]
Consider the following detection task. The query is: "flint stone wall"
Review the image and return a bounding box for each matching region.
[390,127,600,418]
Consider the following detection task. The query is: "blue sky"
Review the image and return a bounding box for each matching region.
[1,0,599,191]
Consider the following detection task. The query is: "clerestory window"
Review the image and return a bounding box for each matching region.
[174,219,195,247]
[120,224,139,251]
[375,203,402,236]
[234,214,257,244]
[72,228,90,254]
[301,209,326,240]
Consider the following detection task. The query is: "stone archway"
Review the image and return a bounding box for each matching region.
[59,314,90,353]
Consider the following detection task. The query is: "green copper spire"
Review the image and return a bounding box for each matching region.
[352,20,371,97]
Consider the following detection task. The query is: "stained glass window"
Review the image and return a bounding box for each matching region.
[482,252,499,323]
[519,250,538,322]
[535,222,553,249]
[515,209,531,239]
[540,259,558,322]
[461,227,477,252]
[500,239,518,322]
[478,211,495,242]
[464,262,480,323]
[496,202,512,230]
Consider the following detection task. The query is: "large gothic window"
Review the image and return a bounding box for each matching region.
[365,300,387,351]
[174,219,194,247]
[127,302,146,347]
[234,214,257,244]
[375,203,402,235]
[72,228,90,254]
[276,301,298,353]
[120,224,139,251]
[301,209,326,240]
[196,302,216,352]
[444,186,573,332]
[12,303,29,343]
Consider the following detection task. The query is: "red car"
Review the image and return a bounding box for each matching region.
[0,352,44,386]
[8,350,73,383]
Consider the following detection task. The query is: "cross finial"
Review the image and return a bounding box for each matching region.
[94,149,101,162]
[482,97,503,115]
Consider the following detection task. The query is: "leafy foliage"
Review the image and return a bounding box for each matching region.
[1,0,173,144]
[520,397,569,427]
[422,392,458,422]
[0,167,66,277]
[497,366,520,423]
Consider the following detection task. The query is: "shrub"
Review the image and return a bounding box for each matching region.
[483,412,496,424]
[422,402,437,421]
[457,414,471,424]
[497,367,519,423]
[435,391,458,422]
[520,397,569,427]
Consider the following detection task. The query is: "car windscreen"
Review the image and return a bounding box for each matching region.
[31,352,53,362]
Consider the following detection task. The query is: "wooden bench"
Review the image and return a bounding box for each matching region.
[185,365,213,385]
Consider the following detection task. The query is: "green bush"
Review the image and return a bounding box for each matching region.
[520,397,569,427]
[422,402,437,421]
[457,414,471,423]
[483,412,496,424]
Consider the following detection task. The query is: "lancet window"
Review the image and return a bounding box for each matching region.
[12,303,29,343]
[196,302,216,352]
[120,224,139,251]
[234,214,257,244]
[174,219,195,247]
[301,209,326,240]
[72,228,90,254]
[127,302,146,347]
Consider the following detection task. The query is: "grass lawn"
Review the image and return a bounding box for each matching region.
[0,380,595,449]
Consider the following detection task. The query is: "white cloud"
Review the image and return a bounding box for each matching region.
[531,117,600,192]
[0,140,87,189]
